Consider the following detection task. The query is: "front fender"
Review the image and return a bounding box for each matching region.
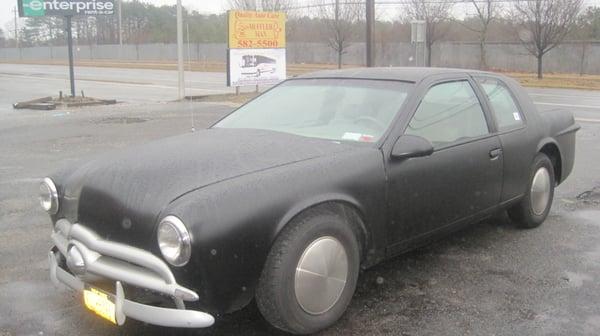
[164,148,386,314]
[274,193,366,242]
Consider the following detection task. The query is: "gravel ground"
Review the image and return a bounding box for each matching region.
[1,100,599,336]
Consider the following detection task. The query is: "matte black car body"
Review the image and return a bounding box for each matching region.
[47,68,579,316]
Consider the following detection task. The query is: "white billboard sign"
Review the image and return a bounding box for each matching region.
[228,48,286,87]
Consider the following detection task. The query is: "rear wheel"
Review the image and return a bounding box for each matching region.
[508,153,555,228]
[256,207,360,334]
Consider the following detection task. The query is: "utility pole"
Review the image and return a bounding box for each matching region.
[13,6,20,50]
[176,0,185,100]
[118,0,123,46]
[366,0,375,67]
[65,16,76,97]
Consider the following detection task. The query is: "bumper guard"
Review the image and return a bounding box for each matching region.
[48,219,214,328]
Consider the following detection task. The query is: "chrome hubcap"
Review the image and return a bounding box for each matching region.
[531,167,551,216]
[294,236,348,315]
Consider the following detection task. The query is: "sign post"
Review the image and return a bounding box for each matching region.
[176,0,184,100]
[411,20,426,67]
[17,0,115,97]
[227,10,286,89]
[65,15,75,96]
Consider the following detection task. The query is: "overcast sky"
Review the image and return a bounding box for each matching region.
[3,0,600,39]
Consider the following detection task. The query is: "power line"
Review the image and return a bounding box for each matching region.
[285,0,599,11]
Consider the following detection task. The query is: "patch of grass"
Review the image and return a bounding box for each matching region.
[506,72,600,91]
[0,59,350,75]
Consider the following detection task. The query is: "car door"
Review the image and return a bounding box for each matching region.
[473,76,534,203]
[385,77,503,253]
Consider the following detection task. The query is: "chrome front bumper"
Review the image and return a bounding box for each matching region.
[48,219,215,328]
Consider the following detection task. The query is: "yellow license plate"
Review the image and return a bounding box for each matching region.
[83,286,117,324]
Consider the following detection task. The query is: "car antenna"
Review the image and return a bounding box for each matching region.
[186,22,196,132]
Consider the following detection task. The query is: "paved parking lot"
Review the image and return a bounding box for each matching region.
[1,65,600,335]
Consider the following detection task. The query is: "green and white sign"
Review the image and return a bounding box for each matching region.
[18,0,115,17]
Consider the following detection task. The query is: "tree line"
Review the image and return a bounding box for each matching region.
[2,0,600,78]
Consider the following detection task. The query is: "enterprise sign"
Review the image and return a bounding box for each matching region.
[18,0,115,17]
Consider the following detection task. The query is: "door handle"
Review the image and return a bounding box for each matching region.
[489,148,503,160]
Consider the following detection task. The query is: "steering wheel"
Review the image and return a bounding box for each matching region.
[353,116,386,132]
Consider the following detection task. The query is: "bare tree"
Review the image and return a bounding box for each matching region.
[319,0,363,69]
[404,0,454,67]
[512,0,583,79]
[462,0,499,70]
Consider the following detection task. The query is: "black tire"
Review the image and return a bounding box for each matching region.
[508,153,555,229]
[256,207,361,335]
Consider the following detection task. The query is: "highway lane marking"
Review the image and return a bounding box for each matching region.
[0,68,227,85]
[534,102,600,110]
[575,117,600,123]
[0,73,229,93]
[529,93,600,99]
[2,72,598,114]
[0,177,41,185]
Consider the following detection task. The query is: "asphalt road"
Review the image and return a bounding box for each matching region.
[0,63,251,110]
[1,65,600,336]
[2,63,600,123]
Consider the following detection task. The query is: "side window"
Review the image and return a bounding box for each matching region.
[476,78,524,130]
[405,80,489,148]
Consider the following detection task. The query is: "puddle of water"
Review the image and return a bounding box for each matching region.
[586,244,600,266]
[575,210,600,226]
[583,315,600,335]
[563,271,594,288]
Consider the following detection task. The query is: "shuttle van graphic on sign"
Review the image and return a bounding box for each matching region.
[240,55,277,77]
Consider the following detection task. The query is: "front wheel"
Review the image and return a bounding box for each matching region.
[508,153,555,229]
[256,207,360,334]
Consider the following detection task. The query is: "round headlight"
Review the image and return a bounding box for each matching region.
[157,216,191,266]
[39,178,59,214]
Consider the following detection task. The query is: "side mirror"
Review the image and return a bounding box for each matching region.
[391,135,434,160]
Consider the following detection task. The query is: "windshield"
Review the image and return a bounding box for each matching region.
[215,78,413,143]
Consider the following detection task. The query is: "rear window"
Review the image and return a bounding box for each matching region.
[477,78,524,130]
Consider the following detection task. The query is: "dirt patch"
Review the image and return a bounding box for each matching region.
[576,187,600,206]
[13,95,117,110]
[561,186,600,211]
[185,92,260,105]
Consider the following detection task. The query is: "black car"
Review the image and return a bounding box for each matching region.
[42,67,579,334]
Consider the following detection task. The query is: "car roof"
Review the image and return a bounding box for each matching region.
[295,67,498,83]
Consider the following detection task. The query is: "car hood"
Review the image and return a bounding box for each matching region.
[53,128,356,246]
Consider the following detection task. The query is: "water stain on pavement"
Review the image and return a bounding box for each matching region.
[95,117,149,124]
[562,271,594,288]
[575,210,600,226]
